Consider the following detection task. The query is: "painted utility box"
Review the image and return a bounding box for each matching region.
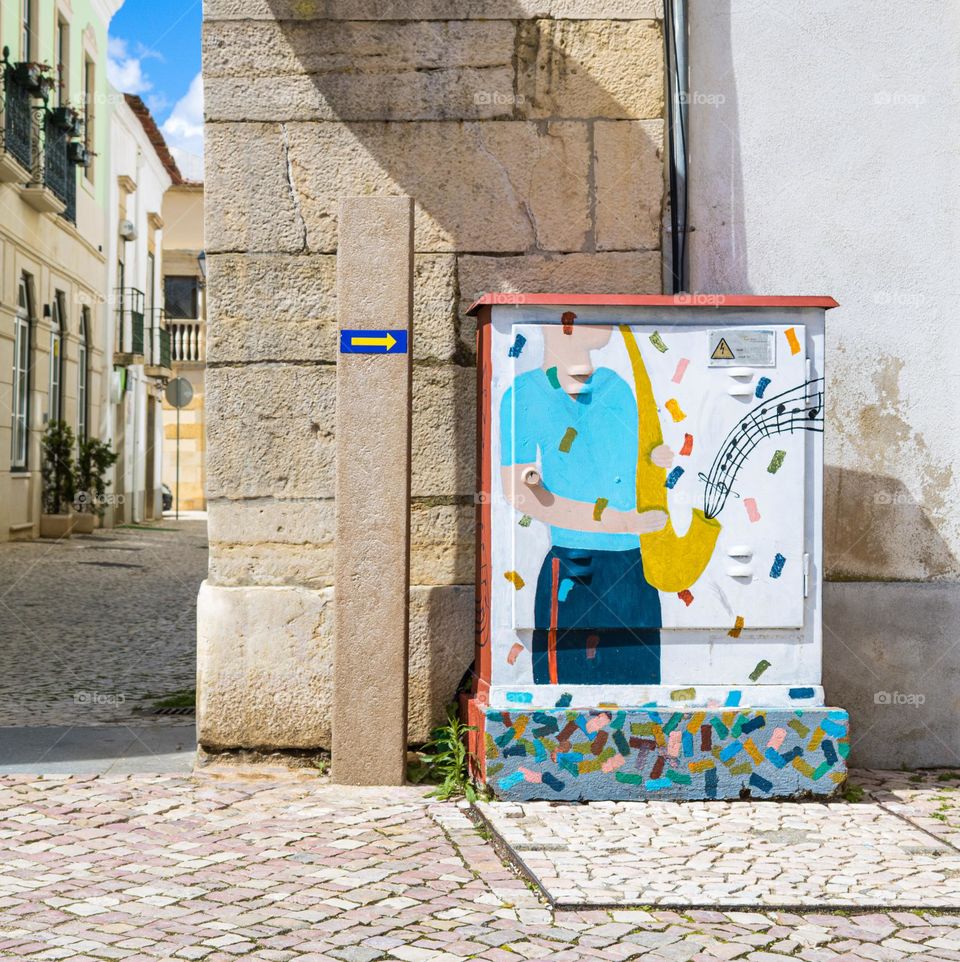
[465,294,847,801]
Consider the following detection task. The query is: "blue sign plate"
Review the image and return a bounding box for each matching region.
[339,329,409,355]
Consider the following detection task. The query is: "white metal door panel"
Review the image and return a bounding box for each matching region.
[497,323,812,632]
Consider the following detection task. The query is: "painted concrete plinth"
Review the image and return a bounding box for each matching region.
[480,706,849,801]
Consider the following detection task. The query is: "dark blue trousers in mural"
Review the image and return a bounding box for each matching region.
[532,546,662,686]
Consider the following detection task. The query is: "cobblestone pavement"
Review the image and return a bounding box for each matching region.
[476,769,960,909]
[0,771,958,961]
[0,520,207,726]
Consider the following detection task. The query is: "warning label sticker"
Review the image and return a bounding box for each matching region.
[708,329,776,367]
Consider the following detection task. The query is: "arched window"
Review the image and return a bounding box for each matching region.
[78,307,90,441]
[48,291,66,424]
[11,274,33,470]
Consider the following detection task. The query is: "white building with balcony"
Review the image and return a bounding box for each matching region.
[106,92,179,523]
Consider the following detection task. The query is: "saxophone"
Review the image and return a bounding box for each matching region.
[620,325,721,593]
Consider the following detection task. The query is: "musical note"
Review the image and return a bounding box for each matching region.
[701,378,824,518]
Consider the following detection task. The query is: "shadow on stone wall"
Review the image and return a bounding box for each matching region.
[824,465,958,582]
[823,466,958,768]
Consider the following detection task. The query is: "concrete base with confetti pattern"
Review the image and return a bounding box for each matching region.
[482,706,849,800]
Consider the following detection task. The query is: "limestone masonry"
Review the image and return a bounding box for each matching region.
[199,3,668,750]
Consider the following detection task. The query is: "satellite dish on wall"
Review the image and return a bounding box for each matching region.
[119,219,137,241]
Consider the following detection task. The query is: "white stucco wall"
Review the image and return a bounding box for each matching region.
[687,0,960,766]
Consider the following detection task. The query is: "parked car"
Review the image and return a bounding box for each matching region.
[162,483,173,512]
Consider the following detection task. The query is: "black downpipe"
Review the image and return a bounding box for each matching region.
[664,0,689,294]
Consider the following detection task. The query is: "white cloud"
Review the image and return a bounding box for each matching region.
[162,73,204,182]
[107,37,153,96]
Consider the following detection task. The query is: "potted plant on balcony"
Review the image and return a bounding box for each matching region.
[11,60,53,97]
[73,437,118,533]
[51,104,83,136]
[68,141,93,167]
[40,420,77,539]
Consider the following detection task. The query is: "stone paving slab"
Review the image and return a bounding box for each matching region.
[475,768,960,909]
[0,772,957,960]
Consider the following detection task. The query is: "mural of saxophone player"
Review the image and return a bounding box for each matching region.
[500,323,677,686]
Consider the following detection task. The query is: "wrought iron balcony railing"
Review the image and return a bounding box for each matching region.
[145,309,172,370]
[1,57,35,174]
[38,111,73,219]
[115,287,145,357]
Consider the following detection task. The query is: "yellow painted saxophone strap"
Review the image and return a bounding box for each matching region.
[618,325,721,593]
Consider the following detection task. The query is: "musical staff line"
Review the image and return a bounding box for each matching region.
[702,378,824,519]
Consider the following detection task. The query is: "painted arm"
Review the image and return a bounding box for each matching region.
[501,462,669,535]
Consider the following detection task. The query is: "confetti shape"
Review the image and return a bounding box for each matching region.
[749,772,773,794]
[755,376,771,399]
[767,727,787,751]
[602,753,625,773]
[593,497,609,521]
[561,311,577,336]
[506,643,524,666]
[518,515,532,528]
[749,659,771,681]
[541,772,565,792]
[785,327,801,355]
[504,570,525,590]
[508,333,527,358]
[664,398,686,422]
[557,578,575,602]
[679,433,694,456]
[665,466,684,489]
[743,498,761,523]
[672,357,690,383]
[768,450,787,474]
[770,553,787,578]
[649,331,669,353]
[729,615,745,638]
[545,366,561,390]
[677,589,694,607]
[559,427,578,453]
[585,633,600,660]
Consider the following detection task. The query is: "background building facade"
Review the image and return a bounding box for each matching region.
[161,182,206,513]
[0,0,119,541]
[106,92,176,523]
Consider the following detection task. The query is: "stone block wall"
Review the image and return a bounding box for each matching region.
[199,0,667,749]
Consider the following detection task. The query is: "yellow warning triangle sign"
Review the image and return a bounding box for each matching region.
[711,337,735,360]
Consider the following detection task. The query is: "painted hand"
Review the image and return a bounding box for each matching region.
[650,444,675,469]
[616,509,668,535]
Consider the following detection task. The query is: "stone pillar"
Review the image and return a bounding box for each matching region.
[332,197,414,785]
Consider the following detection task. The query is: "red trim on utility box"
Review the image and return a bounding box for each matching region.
[466,293,839,316]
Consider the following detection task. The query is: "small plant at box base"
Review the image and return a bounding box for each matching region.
[420,708,478,802]
[41,421,76,515]
[74,438,118,518]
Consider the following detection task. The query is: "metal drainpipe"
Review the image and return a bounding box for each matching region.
[664,0,689,294]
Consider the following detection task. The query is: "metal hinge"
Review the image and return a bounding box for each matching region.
[802,552,810,598]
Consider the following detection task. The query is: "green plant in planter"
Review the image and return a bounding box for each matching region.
[420,708,478,802]
[74,438,118,518]
[41,421,76,515]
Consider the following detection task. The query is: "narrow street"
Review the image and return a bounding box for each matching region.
[0,519,206,772]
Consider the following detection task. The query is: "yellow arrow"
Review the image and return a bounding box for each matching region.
[351,332,397,351]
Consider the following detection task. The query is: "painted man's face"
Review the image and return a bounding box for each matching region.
[544,323,614,355]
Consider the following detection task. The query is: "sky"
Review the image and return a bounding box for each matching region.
[108,0,204,181]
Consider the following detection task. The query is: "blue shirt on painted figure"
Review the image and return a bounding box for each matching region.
[500,367,640,551]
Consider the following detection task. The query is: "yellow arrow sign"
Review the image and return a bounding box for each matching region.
[350,332,397,351]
